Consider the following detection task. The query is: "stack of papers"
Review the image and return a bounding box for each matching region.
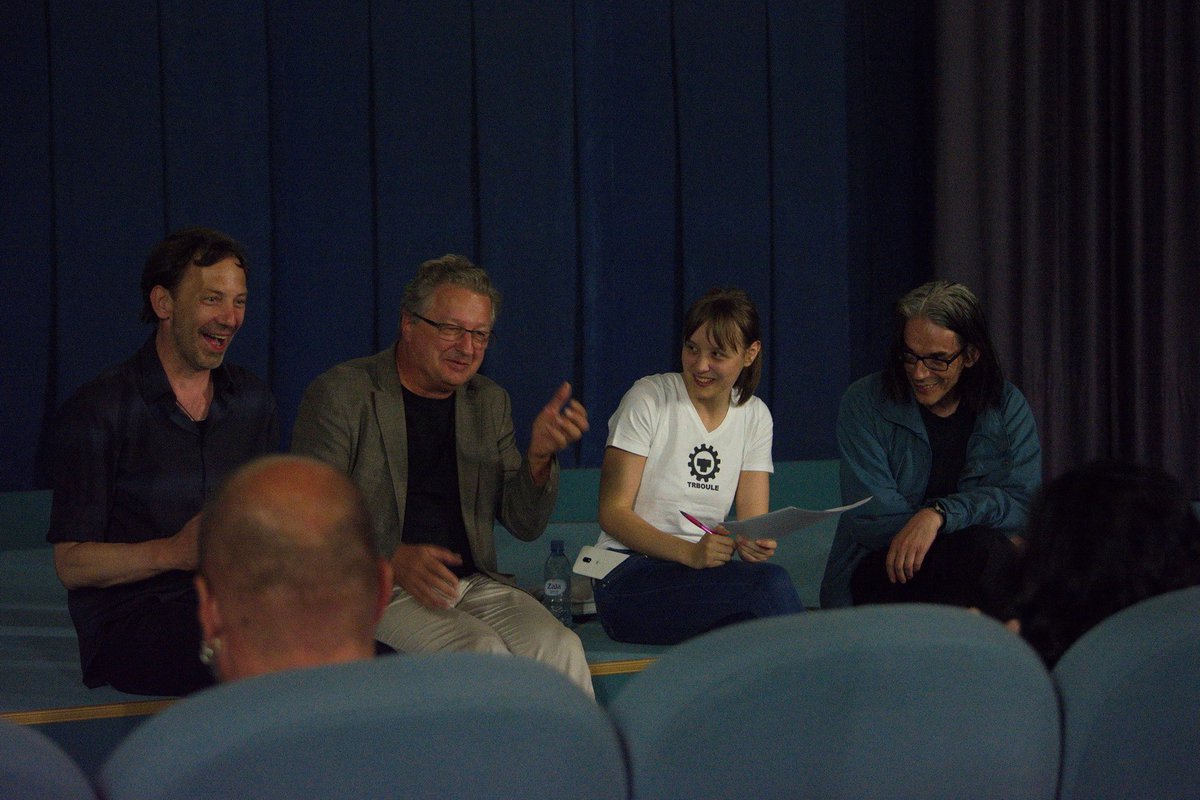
[722,496,871,540]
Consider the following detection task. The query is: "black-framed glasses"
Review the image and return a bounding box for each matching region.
[900,348,964,372]
[411,312,495,348]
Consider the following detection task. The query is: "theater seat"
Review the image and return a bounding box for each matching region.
[0,718,96,800]
[608,605,1059,800]
[99,653,625,800]
[1053,586,1200,800]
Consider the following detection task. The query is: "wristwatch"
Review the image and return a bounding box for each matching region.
[930,499,948,532]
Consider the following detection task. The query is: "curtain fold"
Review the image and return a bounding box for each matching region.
[933,0,1199,494]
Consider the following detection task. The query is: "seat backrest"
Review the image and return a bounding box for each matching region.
[608,605,1060,800]
[0,718,97,800]
[0,489,53,551]
[99,653,626,800]
[1053,585,1200,800]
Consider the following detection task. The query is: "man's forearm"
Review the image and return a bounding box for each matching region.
[53,539,188,590]
[498,453,556,541]
[526,450,554,486]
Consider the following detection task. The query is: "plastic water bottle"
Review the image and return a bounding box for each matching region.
[543,539,574,628]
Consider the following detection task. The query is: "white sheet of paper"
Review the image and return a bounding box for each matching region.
[722,496,872,540]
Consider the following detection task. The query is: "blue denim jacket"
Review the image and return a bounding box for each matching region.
[820,372,1042,608]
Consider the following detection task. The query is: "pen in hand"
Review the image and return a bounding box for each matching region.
[680,510,726,537]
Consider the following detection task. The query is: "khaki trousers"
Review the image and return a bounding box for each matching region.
[376,573,594,699]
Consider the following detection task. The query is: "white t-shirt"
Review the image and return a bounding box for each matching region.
[595,373,773,550]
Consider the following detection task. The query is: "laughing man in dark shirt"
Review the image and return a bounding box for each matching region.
[47,227,279,696]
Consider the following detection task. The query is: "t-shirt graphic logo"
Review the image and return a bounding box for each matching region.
[688,443,721,482]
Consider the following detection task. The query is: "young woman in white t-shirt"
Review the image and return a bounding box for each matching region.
[592,288,802,644]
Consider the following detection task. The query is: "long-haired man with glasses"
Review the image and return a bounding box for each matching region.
[292,255,594,697]
[820,280,1041,617]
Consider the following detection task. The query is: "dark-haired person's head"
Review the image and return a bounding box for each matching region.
[681,287,763,407]
[141,227,249,374]
[882,280,1005,415]
[1012,459,1200,666]
[140,227,247,324]
[196,455,392,683]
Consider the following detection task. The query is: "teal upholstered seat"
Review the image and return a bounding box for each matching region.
[1054,586,1200,800]
[0,718,96,799]
[100,653,625,800]
[609,604,1060,800]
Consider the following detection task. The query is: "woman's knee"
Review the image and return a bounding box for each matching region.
[751,563,803,614]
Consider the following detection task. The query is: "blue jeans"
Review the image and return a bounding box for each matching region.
[593,554,804,645]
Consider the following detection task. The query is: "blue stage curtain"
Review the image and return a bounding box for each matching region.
[5,0,933,489]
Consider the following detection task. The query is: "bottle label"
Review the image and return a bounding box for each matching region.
[544,578,567,597]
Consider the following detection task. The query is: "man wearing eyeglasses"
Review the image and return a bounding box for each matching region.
[291,254,594,697]
[820,280,1041,616]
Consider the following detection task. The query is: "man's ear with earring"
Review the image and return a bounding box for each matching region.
[194,574,224,676]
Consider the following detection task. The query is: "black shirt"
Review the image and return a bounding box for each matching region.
[400,387,477,577]
[47,334,279,680]
[920,403,977,501]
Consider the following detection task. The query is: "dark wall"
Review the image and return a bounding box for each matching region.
[0,1,929,491]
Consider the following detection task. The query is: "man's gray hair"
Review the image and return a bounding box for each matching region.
[398,254,501,335]
[895,280,983,332]
[884,279,1005,411]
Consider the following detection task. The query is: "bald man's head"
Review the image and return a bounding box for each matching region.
[197,455,389,681]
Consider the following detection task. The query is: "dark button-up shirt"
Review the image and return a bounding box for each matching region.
[48,334,278,682]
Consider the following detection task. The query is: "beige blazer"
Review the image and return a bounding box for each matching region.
[291,346,558,582]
